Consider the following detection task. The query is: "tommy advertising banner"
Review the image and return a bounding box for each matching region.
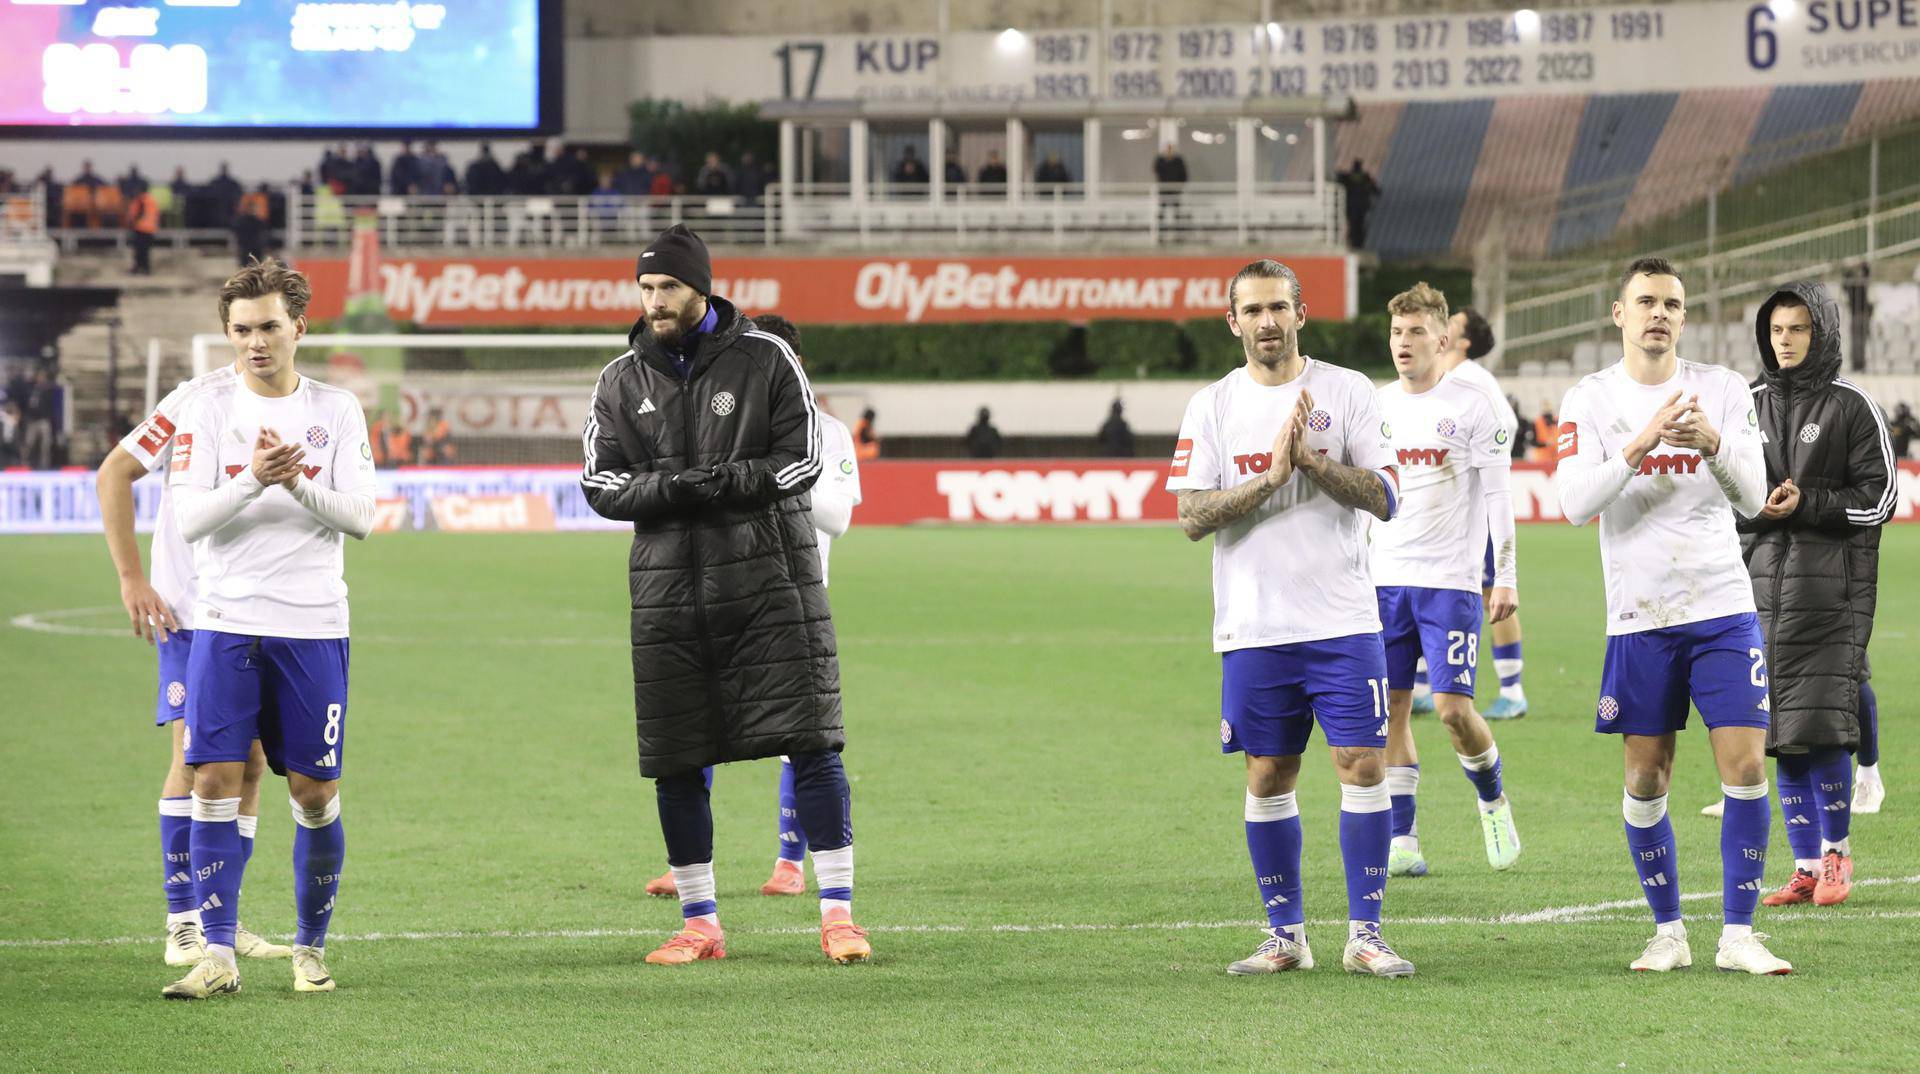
[7,462,1918,533]
[296,254,1356,327]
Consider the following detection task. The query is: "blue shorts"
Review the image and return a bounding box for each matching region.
[1377,586,1481,696]
[154,629,196,726]
[1481,538,1496,590]
[1220,633,1389,756]
[1595,613,1770,736]
[184,631,350,780]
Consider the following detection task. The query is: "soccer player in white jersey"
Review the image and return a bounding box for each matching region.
[1553,257,1788,975]
[160,260,379,999]
[98,363,292,967]
[640,313,863,901]
[1168,259,1412,978]
[1370,284,1521,879]
[1444,308,1529,720]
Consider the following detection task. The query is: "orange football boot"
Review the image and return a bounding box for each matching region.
[820,909,871,964]
[761,859,805,896]
[645,919,725,965]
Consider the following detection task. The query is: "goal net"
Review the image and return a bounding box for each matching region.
[189,332,628,467]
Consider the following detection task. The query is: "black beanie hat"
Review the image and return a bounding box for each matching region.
[636,224,712,295]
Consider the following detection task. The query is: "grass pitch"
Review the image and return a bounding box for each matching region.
[1,525,1915,1072]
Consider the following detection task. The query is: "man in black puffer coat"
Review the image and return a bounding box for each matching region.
[582,225,870,965]
[1739,281,1895,910]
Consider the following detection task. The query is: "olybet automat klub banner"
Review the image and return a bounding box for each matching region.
[296,255,1357,327]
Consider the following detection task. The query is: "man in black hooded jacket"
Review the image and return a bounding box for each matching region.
[581,224,871,966]
[1737,281,1894,910]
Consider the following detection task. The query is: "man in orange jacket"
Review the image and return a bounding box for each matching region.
[127,186,161,275]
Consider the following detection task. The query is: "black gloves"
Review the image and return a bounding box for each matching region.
[665,468,720,505]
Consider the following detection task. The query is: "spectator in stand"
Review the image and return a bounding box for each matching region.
[233,183,271,266]
[508,141,548,195]
[319,143,352,189]
[556,147,597,196]
[465,142,508,196]
[965,407,1003,459]
[384,411,415,467]
[118,165,149,200]
[736,151,768,202]
[205,162,243,222]
[943,150,967,187]
[390,140,422,194]
[350,144,383,195]
[1891,402,1918,460]
[696,151,734,196]
[1097,400,1135,457]
[126,182,161,275]
[588,170,624,231]
[368,411,391,467]
[1153,143,1188,232]
[855,406,881,460]
[1336,158,1381,250]
[615,151,655,196]
[649,165,676,199]
[422,408,456,465]
[418,142,455,196]
[1507,394,1531,460]
[1034,153,1071,191]
[977,150,1008,189]
[1531,401,1557,465]
[20,367,57,470]
[61,161,106,227]
[891,145,928,186]
[0,399,19,467]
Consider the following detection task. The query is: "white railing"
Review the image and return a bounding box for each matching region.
[1502,196,1920,368]
[286,181,1342,252]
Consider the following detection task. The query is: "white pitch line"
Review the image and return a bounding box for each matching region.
[4,875,1916,951]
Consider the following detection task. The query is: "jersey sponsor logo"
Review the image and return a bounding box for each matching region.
[305,425,330,449]
[711,391,737,417]
[1597,695,1620,722]
[316,749,338,768]
[1232,448,1328,475]
[1435,418,1456,438]
[169,433,193,472]
[1494,428,1509,445]
[637,397,657,416]
[839,458,855,475]
[1170,438,1193,477]
[1636,453,1702,476]
[361,440,373,460]
[1799,422,1821,444]
[1307,409,1332,432]
[1555,422,1578,460]
[1395,447,1450,467]
[1642,871,1669,888]
[136,411,176,455]
[166,681,186,707]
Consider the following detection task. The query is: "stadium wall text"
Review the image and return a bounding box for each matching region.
[600,0,1920,110]
[7,462,1919,533]
[296,255,1357,327]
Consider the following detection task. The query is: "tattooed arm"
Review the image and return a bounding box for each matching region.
[1295,451,1393,520]
[1175,397,1305,541]
[1176,478,1279,541]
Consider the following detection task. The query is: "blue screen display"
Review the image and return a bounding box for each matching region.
[1,0,550,132]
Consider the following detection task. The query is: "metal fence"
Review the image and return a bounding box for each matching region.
[284,181,1341,252]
